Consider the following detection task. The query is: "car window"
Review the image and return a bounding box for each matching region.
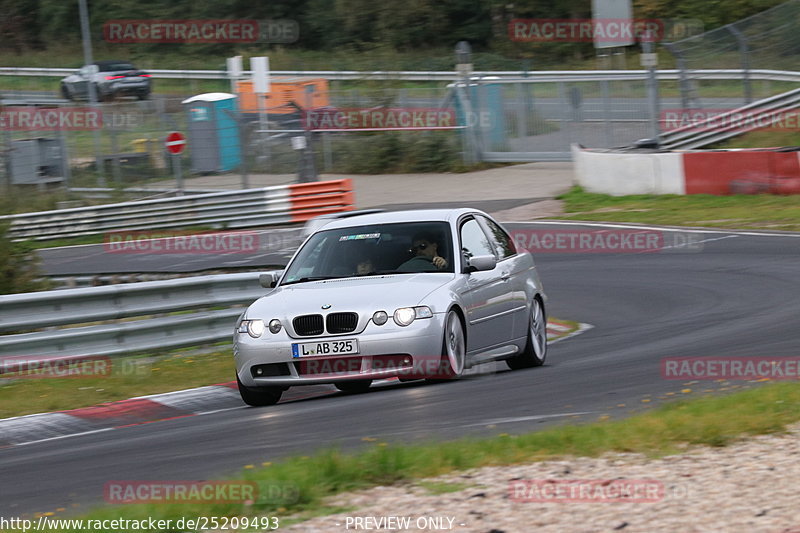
[479,215,517,259]
[98,62,135,72]
[281,221,453,284]
[460,218,495,261]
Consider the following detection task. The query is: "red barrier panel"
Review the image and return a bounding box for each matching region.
[682,150,800,195]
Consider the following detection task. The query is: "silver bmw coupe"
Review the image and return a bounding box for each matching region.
[234,209,547,406]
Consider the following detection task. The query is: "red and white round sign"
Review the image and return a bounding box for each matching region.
[165,131,187,155]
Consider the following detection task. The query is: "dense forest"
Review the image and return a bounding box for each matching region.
[0,0,789,61]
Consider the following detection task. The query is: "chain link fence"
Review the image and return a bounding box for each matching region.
[1,78,662,198]
[664,0,800,111]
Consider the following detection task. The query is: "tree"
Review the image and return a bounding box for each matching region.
[0,222,47,295]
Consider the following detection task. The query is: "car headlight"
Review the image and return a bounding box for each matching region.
[372,311,389,325]
[268,319,282,334]
[238,319,265,338]
[393,306,433,326]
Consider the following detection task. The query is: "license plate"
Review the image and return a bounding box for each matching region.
[292,339,359,358]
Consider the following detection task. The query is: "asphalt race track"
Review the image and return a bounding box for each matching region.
[2,222,799,517]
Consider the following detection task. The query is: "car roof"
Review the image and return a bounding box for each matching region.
[318,208,489,231]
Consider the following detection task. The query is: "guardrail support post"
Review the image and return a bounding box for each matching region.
[727,25,752,105]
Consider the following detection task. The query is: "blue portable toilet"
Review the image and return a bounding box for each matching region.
[182,92,242,173]
[451,79,507,151]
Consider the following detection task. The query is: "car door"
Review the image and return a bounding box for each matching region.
[457,216,515,352]
[72,65,93,98]
[478,215,529,342]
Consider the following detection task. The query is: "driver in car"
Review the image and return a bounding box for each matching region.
[397,232,448,272]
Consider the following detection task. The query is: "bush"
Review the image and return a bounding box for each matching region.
[332,131,461,174]
[0,222,48,294]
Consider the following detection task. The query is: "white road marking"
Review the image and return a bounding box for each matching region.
[14,428,114,447]
[463,412,593,427]
[508,220,800,237]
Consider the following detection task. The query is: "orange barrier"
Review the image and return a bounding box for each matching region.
[288,178,355,222]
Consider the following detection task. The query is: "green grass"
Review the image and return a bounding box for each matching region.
[23,380,800,531]
[0,346,234,419]
[557,186,800,231]
[716,128,800,149]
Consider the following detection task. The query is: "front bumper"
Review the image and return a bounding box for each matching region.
[235,314,446,386]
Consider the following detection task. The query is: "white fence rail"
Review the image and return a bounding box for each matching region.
[0,179,353,241]
[658,87,800,150]
[3,67,800,83]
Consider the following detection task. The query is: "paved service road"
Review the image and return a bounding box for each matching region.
[3,223,799,517]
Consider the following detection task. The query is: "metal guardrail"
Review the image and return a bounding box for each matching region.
[0,179,353,241]
[659,87,800,150]
[0,272,273,358]
[3,67,800,82]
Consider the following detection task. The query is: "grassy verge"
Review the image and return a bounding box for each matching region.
[715,129,800,149]
[0,346,234,419]
[556,186,800,231]
[27,380,800,531]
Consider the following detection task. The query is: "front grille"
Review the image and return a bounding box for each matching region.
[293,314,324,336]
[326,312,358,334]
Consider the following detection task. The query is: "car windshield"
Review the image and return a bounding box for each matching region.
[97,62,135,72]
[282,221,454,285]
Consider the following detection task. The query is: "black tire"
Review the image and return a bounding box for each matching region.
[334,380,373,393]
[506,298,547,370]
[137,91,150,101]
[427,309,466,382]
[237,376,283,406]
[60,84,72,101]
[94,84,111,102]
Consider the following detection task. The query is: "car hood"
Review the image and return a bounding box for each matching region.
[247,273,454,317]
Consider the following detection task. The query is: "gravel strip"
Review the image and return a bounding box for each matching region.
[281,423,800,533]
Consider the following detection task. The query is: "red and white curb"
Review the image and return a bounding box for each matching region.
[0,321,593,448]
[0,383,243,448]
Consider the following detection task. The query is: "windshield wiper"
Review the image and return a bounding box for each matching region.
[355,270,404,276]
[281,276,341,286]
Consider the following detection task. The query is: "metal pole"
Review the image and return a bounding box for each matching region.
[78,0,105,186]
[727,25,752,104]
[642,34,661,141]
[664,43,691,110]
[172,153,183,195]
[257,95,270,173]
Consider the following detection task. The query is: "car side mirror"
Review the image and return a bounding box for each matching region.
[259,271,281,288]
[466,254,497,273]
